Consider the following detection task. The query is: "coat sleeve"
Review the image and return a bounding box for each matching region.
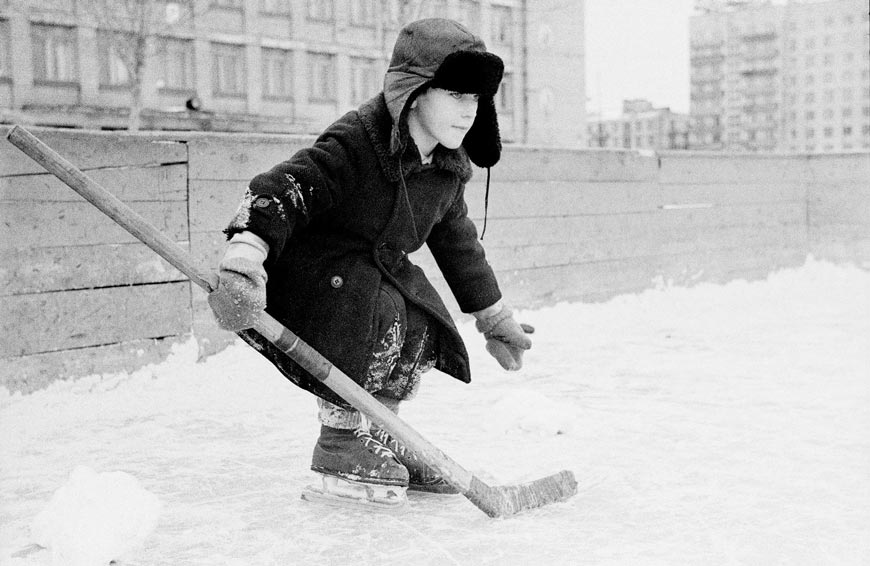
[224,114,359,260]
[426,185,502,313]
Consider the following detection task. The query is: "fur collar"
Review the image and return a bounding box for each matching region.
[358,94,473,184]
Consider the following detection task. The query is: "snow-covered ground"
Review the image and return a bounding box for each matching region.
[1,257,868,565]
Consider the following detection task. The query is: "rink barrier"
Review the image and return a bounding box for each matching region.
[1,127,868,393]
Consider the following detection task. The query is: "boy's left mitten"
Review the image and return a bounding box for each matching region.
[475,306,533,371]
[208,233,269,332]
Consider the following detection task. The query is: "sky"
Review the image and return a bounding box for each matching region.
[584,0,697,118]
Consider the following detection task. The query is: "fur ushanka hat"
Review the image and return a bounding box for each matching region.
[384,18,505,169]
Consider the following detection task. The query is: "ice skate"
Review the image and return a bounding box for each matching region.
[371,427,460,495]
[302,425,410,511]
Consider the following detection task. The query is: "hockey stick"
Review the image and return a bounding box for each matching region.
[7,125,577,518]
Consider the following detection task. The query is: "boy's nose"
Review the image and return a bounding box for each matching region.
[461,100,478,118]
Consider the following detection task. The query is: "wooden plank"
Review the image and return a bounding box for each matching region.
[658,153,806,184]
[0,335,189,394]
[0,282,191,357]
[0,242,188,295]
[187,138,312,181]
[189,179,249,232]
[465,180,661,219]
[807,181,870,202]
[805,153,870,181]
[658,182,806,207]
[0,164,187,202]
[486,146,659,182]
[190,230,229,274]
[1,201,189,249]
[0,126,187,175]
[808,197,870,226]
[422,245,808,313]
[465,200,807,247]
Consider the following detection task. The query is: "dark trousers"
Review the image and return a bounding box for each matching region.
[318,281,437,428]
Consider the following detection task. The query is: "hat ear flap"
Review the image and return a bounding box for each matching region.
[463,96,501,168]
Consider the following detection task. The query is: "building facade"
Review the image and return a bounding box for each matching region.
[689,0,870,153]
[586,99,690,151]
[0,0,585,147]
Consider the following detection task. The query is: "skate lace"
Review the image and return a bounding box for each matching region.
[354,428,398,459]
[371,428,407,458]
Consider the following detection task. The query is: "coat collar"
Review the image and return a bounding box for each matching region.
[358,94,473,184]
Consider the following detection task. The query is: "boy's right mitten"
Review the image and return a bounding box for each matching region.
[207,232,269,332]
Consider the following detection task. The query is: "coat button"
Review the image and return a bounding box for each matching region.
[330,275,344,288]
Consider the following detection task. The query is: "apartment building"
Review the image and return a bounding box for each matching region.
[0,0,585,146]
[586,99,690,151]
[689,0,870,153]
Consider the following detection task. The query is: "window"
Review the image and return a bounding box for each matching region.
[458,0,480,31]
[823,127,833,137]
[805,110,815,120]
[491,6,513,45]
[98,31,133,87]
[261,0,291,14]
[262,48,293,99]
[350,57,379,105]
[31,23,77,83]
[843,126,852,136]
[212,0,242,9]
[308,0,334,22]
[418,0,448,19]
[308,52,335,101]
[842,107,852,117]
[212,43,246,96]
[0,19,9,79]
[349,0,375,26]
[806,128,815,138]
[158,37,194,91]
[496,72,513,113]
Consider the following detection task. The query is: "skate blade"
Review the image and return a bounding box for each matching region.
[301,475,408,513]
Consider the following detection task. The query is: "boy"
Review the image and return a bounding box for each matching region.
[208,18,532,509]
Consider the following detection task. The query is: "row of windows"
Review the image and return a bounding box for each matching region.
[787,89,870,105]
[787,32,866,51]
[788,69,869,85]
[7,21,518,111]
[19,22,381,102]
[789,50,866,67]
[787,106,870,120]
[786,11,868,30]
[790,124,870,138]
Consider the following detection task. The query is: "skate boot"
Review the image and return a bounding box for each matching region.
[371,427,460,495]
[302,425,410,511]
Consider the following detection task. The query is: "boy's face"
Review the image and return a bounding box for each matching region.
[409,88,480,151]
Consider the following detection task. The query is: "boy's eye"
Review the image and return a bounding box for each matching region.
[449,91,480,102]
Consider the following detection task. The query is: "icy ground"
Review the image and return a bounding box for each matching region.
[1,258,869,565]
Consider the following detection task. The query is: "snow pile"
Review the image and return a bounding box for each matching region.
[30,466,161,566]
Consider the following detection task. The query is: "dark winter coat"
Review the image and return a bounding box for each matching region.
[226,93,502,407]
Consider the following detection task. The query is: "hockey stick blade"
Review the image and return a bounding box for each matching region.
[466,471,577,518]
[6,126,579,518]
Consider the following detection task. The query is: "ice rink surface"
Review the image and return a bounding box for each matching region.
[2,258,868,565]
